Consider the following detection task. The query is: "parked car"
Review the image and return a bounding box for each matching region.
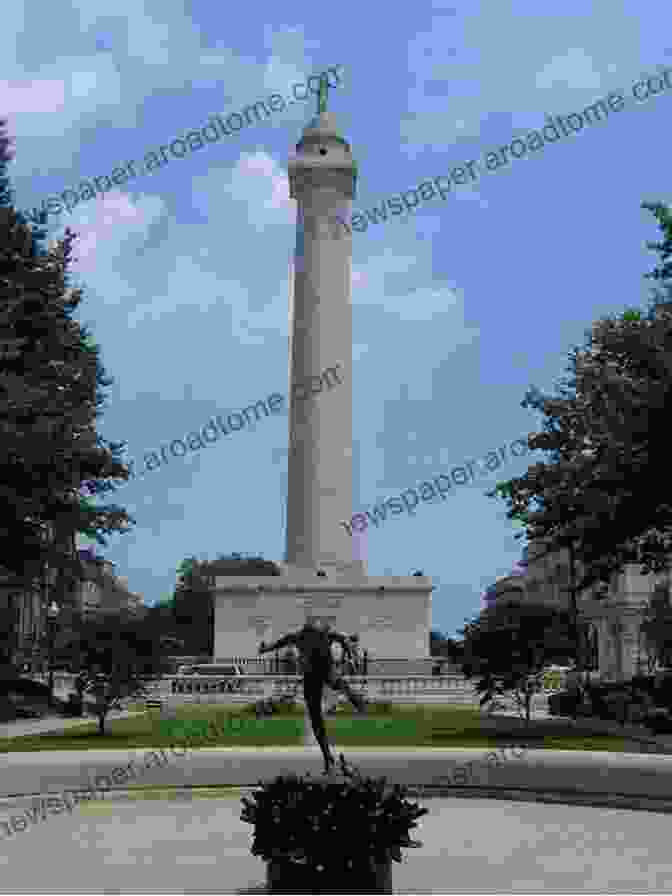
[191,664,243,678]
[548,690,581,717]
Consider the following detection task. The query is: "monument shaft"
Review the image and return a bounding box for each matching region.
[287,112,358,574]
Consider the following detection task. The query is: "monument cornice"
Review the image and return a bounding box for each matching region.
[214,576,433,594]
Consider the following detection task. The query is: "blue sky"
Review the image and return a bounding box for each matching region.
[3,1,671,640]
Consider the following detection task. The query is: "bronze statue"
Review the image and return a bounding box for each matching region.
[259,620,366,773]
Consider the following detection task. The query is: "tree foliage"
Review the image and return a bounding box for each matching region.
[429,629,464,661]
[170,553,280,655]
[172,556,216,655]
[65,612,167,734]
[487,201,672,597]
[460,601,575,721]
[0,119,135,590]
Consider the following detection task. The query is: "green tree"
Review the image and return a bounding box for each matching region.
[460,601,575,722]
[170,553,279,656]
[487,202,672,689]
[429,629,464,662]
[173,556,215,656]
[0,119,135,594]
[68,613,167,734]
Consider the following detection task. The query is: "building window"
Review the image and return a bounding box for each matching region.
[651,583,669,609]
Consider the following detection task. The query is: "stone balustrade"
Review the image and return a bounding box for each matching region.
[163,674,484,705]
[32,672,551,709]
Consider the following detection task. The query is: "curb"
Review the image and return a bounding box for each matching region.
[0,785,255,809]
[403,785,672,814]
[4,783,672,816]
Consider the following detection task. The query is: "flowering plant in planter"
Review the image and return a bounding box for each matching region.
[240,755,428,892]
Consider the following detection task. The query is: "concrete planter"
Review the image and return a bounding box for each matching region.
[266,854,392,893]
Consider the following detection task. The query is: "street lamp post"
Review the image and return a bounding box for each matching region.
[636,607,645,677]
[46,600,60,707]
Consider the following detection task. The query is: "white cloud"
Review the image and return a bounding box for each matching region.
[535,47,604,91]
[400,2,645,151]
[62,190,165,278]
[0,77,68,119]
[353,247,478,329]
[2,2,317,184]
[209,150,294,220]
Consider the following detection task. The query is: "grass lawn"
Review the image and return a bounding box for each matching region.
[0,702,633,753]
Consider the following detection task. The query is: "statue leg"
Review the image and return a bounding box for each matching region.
[329,670,366,713]
[303,676,334,771]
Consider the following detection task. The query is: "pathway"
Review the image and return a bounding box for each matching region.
[2,792,672,892]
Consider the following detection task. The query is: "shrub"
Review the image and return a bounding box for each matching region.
[585,686,609,719]
[240,754,427,872]
[62,694,84,717]
[0,677,52,698]
[244,693,301,718]
[645,709,672,733]
[548,691,579,716]
[580,682,662,723]
[653,674,672,712]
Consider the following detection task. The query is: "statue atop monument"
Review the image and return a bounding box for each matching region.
[317,72,329,115]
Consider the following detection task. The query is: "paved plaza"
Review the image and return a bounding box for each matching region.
[2,791,672,893]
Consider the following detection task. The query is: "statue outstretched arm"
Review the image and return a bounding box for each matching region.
[329,632,351,649]
[259,632,298,654]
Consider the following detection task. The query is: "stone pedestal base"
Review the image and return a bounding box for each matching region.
[213,566,433,660]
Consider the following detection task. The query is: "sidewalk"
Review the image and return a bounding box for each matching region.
[4,792,672,893]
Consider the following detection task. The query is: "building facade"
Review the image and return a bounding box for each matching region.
[492,538,671,681]
[73,556,145,619]
[1,546,144,673]
[0,571,46,669]
[0,519,71,670]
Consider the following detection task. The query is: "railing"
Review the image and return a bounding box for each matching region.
[30,673,77,693]
[164,674,483,705]
[212,657,456,675]
[213,657,282,674]
[29,672,554,708]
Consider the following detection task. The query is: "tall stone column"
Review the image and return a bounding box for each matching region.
[212,84,433,663]
[286,108,360,576]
